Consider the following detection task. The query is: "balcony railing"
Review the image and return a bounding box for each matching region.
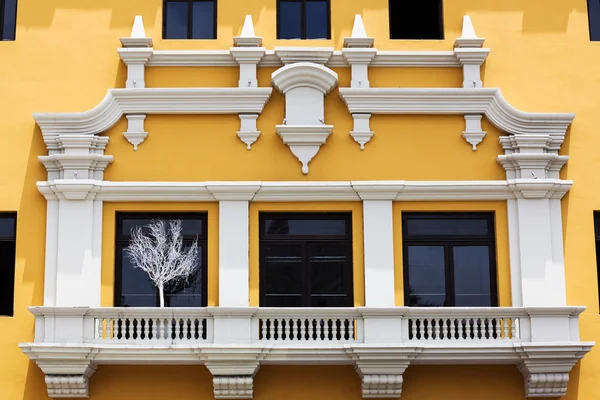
[21,306,593,399]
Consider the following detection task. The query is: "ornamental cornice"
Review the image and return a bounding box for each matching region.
[338,87,575,138]
[33,87,273,137]
[36,179,575,202]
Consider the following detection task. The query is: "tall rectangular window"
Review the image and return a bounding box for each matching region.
[0,0,17,41]
[588,0,600,41]
[389,0,444,40]
[260,213,353,307]
[277,0,330,40]
[402,212,497,307]
[0,214,16,316]
[114,213,208,307]
[163,0,217,39]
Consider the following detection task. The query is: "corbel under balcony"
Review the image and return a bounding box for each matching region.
[20,306,593,399]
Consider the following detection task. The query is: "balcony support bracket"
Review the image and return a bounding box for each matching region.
[204,352,263,399]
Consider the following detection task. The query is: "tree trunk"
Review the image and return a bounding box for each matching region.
[158,285,165,307]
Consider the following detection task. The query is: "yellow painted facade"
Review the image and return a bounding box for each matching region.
[1,0,599,399]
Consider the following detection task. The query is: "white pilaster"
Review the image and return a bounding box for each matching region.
[362,200,395,307]
[454,16,489,88]
[119,16,153,89]
[43,200,59,306]
[218,201,250,307]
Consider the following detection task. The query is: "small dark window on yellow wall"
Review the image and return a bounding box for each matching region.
[114,212,207,307]
[593,212,600,308]
[277,0,331,40]
[259,213,353,307]
[588,0,600,41]
[0,213,16,316]
[389,0,444,40]
[163,0,217,39]
[0,0,17,41]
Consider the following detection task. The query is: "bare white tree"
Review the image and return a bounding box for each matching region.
[125,219,199,307]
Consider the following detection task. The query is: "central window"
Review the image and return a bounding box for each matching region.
[260,213,353,307]
[163,0,217,39]
[114,212,207,307]
[277,0,331,40]
[1,0,18,41]
[402,212,498,307]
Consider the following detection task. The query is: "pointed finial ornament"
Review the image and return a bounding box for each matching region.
[454,15,485,48]
[120,15,153,47]
[344,15,374,48]
[234,15,263,47]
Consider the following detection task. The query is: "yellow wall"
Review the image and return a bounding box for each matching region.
[1,0,599,399]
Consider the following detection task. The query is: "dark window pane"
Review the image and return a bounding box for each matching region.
[407,246,445,307]
[121,254,156,305]
[265,218,346,236]
[453,246,492,307]
[389,0,443,40]
[264,245,303,295]
[265,294,303,307]
[165,1,189,39]
[0,241,16,316]
[192,1,215,39]
[306,1,328,39]
[310,245,347,295]
[405,218,489,237]
[2,0,17,40]
[589,0,600,41]
[122,218,203,237]
[311,295,349,307]
[279,1,302,39]
[0,217,15,238]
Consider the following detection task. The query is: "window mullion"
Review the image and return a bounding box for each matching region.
[445,244,454,307]
[0,0,5,40]
[303,241,310,307]
[301,0,307,39]
[187,0,193,39]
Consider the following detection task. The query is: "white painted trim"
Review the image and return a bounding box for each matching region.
[33,88,273,136]
[42,200,59,306]
[338,88,575,137]
[36,179,573,202]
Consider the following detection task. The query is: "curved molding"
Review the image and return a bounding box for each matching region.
[272,62,338,94]
[33,87,273,136]
[37,178,573,202]
[338,88,575,138]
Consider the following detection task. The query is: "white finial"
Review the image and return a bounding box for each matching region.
[131,16,146,38]
[351,15,368,38]
[344,14,374,48]
[120,15,153,47]
[241,15,256,37]
[454,15,485,48]
[234,15,262,47]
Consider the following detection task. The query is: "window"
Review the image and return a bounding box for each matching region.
[594,212,600,307]
[0,214,16,316]
[114,213,207,307]
[277,0,330,40]
[260,213,353,307]
[0,0,17,41]
[402,212,497,307]
[389,0,444,40]
[163,0,217,39]
[589,0,600,41]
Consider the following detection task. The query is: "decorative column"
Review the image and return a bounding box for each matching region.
[231,15,266,149]
[38,135,113,307]
[118,16,153,150]
[343,15,376,149]
[454,16,489,89]
[498,134,570,307]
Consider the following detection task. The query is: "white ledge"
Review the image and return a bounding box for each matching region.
[142,49,466,68]
[36,179,573,202]
[338,88,575,137]
[34,88,273,136]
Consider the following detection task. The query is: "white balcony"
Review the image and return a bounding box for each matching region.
[20,306,592,399]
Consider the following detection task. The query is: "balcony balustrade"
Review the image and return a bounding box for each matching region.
[20,306,592,399]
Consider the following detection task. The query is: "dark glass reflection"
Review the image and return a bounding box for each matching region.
[0,241,16,316]
[407,246,445,307]
[265,219,346,236]
[165,1,188,39]
[305,1,328,39]
[264,245,303,295]
[2,0,17,40]
[453,246,492,306]
[278,1,302,39]
[406,219,488,237]
[0,217,15,238]
[192,1,215,39]
[122,218,203,237]
[389,0,443,40]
